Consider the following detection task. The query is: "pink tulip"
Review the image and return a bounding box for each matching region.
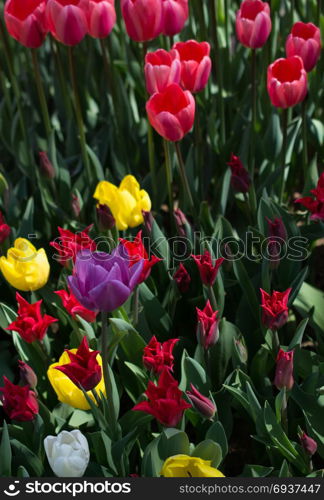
[173,40,211,93]
[4,0,47,48]
[46,0,88,46]
[236,0,272,49]
[274,349,294,391]
[120,0,162,42]
[87,0,116,38]
[145,49,181,95]
[161,0,189,36]
[286,22,321,73]
[146,83,195,142]
[267,56,307,109]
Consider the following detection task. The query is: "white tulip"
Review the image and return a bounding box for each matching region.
[44,430,90,477]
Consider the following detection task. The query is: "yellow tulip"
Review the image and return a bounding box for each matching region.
[93,175,151,231]
[161,455,225,477]
[0,238,50,292]
[47,349,106,410]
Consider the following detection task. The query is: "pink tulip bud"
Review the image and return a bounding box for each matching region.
[227,153,251,194]
[18,361,38,390]
[145,49,181,95]
[174,208,188,237]
[4,0,47,48]
[196,300,220,350]
[39,152,55,179]
[267,56,308,109]
[236,0,272,49]
[161,0,189,36]
[186,384,216,420]
[46,0,88,46]
[274,348,294,391]
[71,194,81,218]
[120,0,162,42]
[299,431,318,457]
[87,0,116,39]
[173,40,212,93]
[146,83,195,142]
[286,22,321,73]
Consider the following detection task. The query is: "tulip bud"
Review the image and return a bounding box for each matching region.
[299,431,317,457]
[274,349,294,391]
[97,204,116,231]
[18,361,38,390]
[0,211,11,244]
[266,217,287,241]
[173,263,191,293]
[236,0,272,49]
[235,339,248,364]
[121,0,163,42]
[196,300,220,350]
[186,384,216,419]
[173,40,212,93]
[44,430,90,477]
[142,210,154,234]
[286,22,321,73]
[174,208,188,237]
[71,194,81,218]
[39,152,55,179]
[161,0,189,36]
[227,154,251,194]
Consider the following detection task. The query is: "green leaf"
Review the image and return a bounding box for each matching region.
[0,421,12,476]
[288,318,309,351]
[159,429,190,459]
[206,421,228,460]
[233,259,259,323]
[192,440,222,468]
[278,459,291,478]
[241,465,274,477]
[11,440,44,476]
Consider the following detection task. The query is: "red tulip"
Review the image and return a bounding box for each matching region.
[161,0,189,36]
[119,230,160,284]
[274,348,294,391]
[227,153,251,194]
[173,40,211,93]
[146,83,195,142]
[133,368,191,427]
[46,0,88,46]
[0,211,11,244]
[55,289,98,323]
[196,300,220,350]
[286,22,321,73]
[192,250,224,287]
[186,384,216,419]
[145,49,181,95]
[260,288,291,330]
[55,337,102,391]
[143,336,179,374]
[266,217,287,241]
[296,172,324,221]
[173,263,191,293]
[267,56,307,109]
[0,376,39,421]
[120,0,162,42]
[50,226,96,266]
[87,0,116,39]
[236,0,271,49]
[4,0,47,48]
[7,292,58,343]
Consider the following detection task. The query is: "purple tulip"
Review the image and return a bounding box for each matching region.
[68,245,143,312]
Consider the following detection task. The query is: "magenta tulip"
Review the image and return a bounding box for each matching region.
[4,0,47,48]
[46,0,88,46]
[161,0,189,36]
[120,0,162,42]
[87,0,116,38]
[286,22,321,73]
[145,49,181,95]
[236,0,272,49]
[173,40,211,93]
[267,56,307,109]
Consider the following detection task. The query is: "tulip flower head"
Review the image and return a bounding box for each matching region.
[39,151,55,179]
[0,211,11,244]
[274,348,294,391]
[196,300,220,350]
[145,49,181,95]
[4,0,48,48]
[295,172,324,221]
[267,56,308,109]
[50,226,96,267]
[265,217,287,269]
[192,250,224,287]
[119,230,160,284]
[0,376,39,421]
[161,0,189,36]
[7,292,57,343]
[299,431,318,457]
[94,175,151,231]
[87,0,116,38]
[173,263,191,293]
[260,288,291,330]
[133,368,191,427]
[186,384,216,420]
[227,154,251,194]
[286,22,321,73]
[46,0,88,46]
[55,289,98,323]
[68,245,143,312]
[96,204,116,231]
[48,346,106,409]
[0,238,50,291]
[143,336,179,374]
[44,430,90,477]
[236,0,272,49]
[146,83,195,142]
[18,360,38,390]
[121,0,162,42]
[161,455,225,477]
[173,40,212,93]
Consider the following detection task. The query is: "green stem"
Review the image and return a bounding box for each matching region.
[163,139,174,221]
[67,47,91,183]
[273,330,280,356]
[31,49,52,139]
[51,40,72,118]
[207,285,217,311]
[290,0,295,26]
[250,49,257,176]
[318,0,322,25]
[210,0,225,147]
[279,109,288,204]
[281,389,288,434]
[175,142,195,216]
[101,311,110,401]
[132,286,140,326]
[302,98,308,182]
